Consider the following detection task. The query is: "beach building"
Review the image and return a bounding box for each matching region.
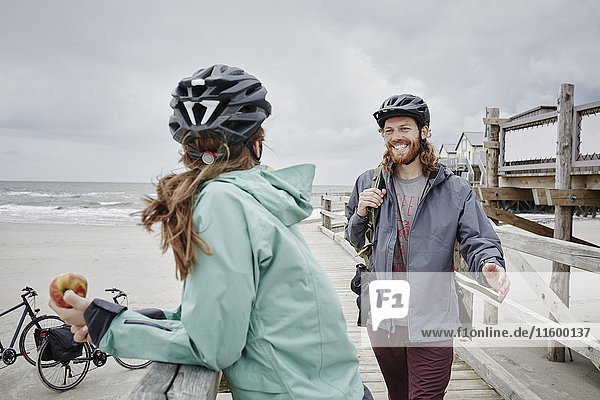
[438,132,485,184]
[438,143,457,158]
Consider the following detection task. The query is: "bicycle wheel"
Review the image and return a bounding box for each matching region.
[114,356,152,369]
[19,315,64,365]
[37,340,92,391]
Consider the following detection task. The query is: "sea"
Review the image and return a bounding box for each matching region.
[0,181,353,226]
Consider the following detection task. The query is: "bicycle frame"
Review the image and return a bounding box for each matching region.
[0,292,38,352]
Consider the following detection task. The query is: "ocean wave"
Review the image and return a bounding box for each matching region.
[1,190,130,198]
[2,191,72,198]
[79,201,135,208]
[0,204,141,226]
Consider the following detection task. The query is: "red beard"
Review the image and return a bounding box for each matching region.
[387,137,420,164]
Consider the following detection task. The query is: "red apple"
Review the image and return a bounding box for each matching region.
[49,273,88,308]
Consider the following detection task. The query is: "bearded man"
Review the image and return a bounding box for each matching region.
[345,94,510,400]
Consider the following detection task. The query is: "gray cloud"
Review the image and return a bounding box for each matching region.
[1,0,599,184]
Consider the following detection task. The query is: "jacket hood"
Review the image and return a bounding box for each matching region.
[210,164,315,226]
[429,162,454,187]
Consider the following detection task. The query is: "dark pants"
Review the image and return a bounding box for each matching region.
[368,325,453,400]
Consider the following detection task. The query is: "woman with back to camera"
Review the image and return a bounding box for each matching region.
[50,64,372,399]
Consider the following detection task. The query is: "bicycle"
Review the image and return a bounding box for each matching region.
[0,287,63,367]
[36,287,152,391]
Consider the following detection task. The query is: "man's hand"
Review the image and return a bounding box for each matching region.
[49,290,94,343]
[357,188,387,218]
[482,263,510,302]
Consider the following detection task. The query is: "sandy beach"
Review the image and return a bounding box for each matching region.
[1,218,600,399]
[0,223,182,400]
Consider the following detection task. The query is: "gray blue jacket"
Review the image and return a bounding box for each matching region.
[345,162,505,342]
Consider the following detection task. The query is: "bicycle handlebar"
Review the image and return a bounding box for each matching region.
[21,287,37,297]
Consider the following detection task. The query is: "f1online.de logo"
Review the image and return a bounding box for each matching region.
[369,280,410,330]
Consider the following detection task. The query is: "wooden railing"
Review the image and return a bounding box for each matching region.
[454,227,600,368]
[317,198,600,369]
[129,363,225,399]
[320,195,349,232]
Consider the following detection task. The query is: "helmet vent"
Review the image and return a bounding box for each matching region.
[239,105,257,113]
[224,120,253,132]
[169,121,180,133]
[191,86,206,98]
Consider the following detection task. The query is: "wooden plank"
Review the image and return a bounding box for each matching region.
[482,205,554,237]
[445,390,501,399]
[501,111,558,130]
[319,209,348,221]
[455,269,600,366]
[129,363,223,400]
[477,187,534,202]
[531,188,549,205]
[454,341,543,400]
[483,117,510,125]
[504,246,600,372]
[447,378,494,390]
[454,272,501,303]
[167,365,222,399]
[494,226,600,271]
[129,362,181,400]
[484,141,500,149]
[481,204,596,247]
[499,162,556,172]
[451,370,483,380]
[504,249,587,326]
[546,189,600,206]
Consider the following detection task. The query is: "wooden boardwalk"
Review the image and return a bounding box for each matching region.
[299,223,502,400]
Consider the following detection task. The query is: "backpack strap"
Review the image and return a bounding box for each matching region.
[356,162,385,270]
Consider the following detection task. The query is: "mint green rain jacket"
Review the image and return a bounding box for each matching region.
[97,164,364,399]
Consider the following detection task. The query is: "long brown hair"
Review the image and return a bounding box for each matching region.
[142,129,265,280]
[382,139,439,177]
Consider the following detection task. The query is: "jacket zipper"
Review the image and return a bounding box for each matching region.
[124,320,173,332]
[405,168,443,338]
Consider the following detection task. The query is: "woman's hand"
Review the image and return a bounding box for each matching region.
[49,290,93,343]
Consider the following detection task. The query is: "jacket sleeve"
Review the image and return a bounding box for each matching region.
[97,187,256,371]
[456,187,505,287]
[345,172,370,249]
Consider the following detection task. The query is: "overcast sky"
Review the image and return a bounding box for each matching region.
[1,1,599,185]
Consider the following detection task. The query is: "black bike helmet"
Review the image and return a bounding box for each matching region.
[373,94,430,128]
[169,64,271,147]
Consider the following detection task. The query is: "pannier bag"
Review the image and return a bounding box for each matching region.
[35,325,83,361]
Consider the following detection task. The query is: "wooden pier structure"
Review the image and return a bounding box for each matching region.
[129,83,599,399]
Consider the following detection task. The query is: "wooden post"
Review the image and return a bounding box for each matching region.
[484,107,500,325]
[321,195,332,230]
[548,83,575,362]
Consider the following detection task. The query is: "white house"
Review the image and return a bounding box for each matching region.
[455,131,484,165]
[438,143,457,159]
